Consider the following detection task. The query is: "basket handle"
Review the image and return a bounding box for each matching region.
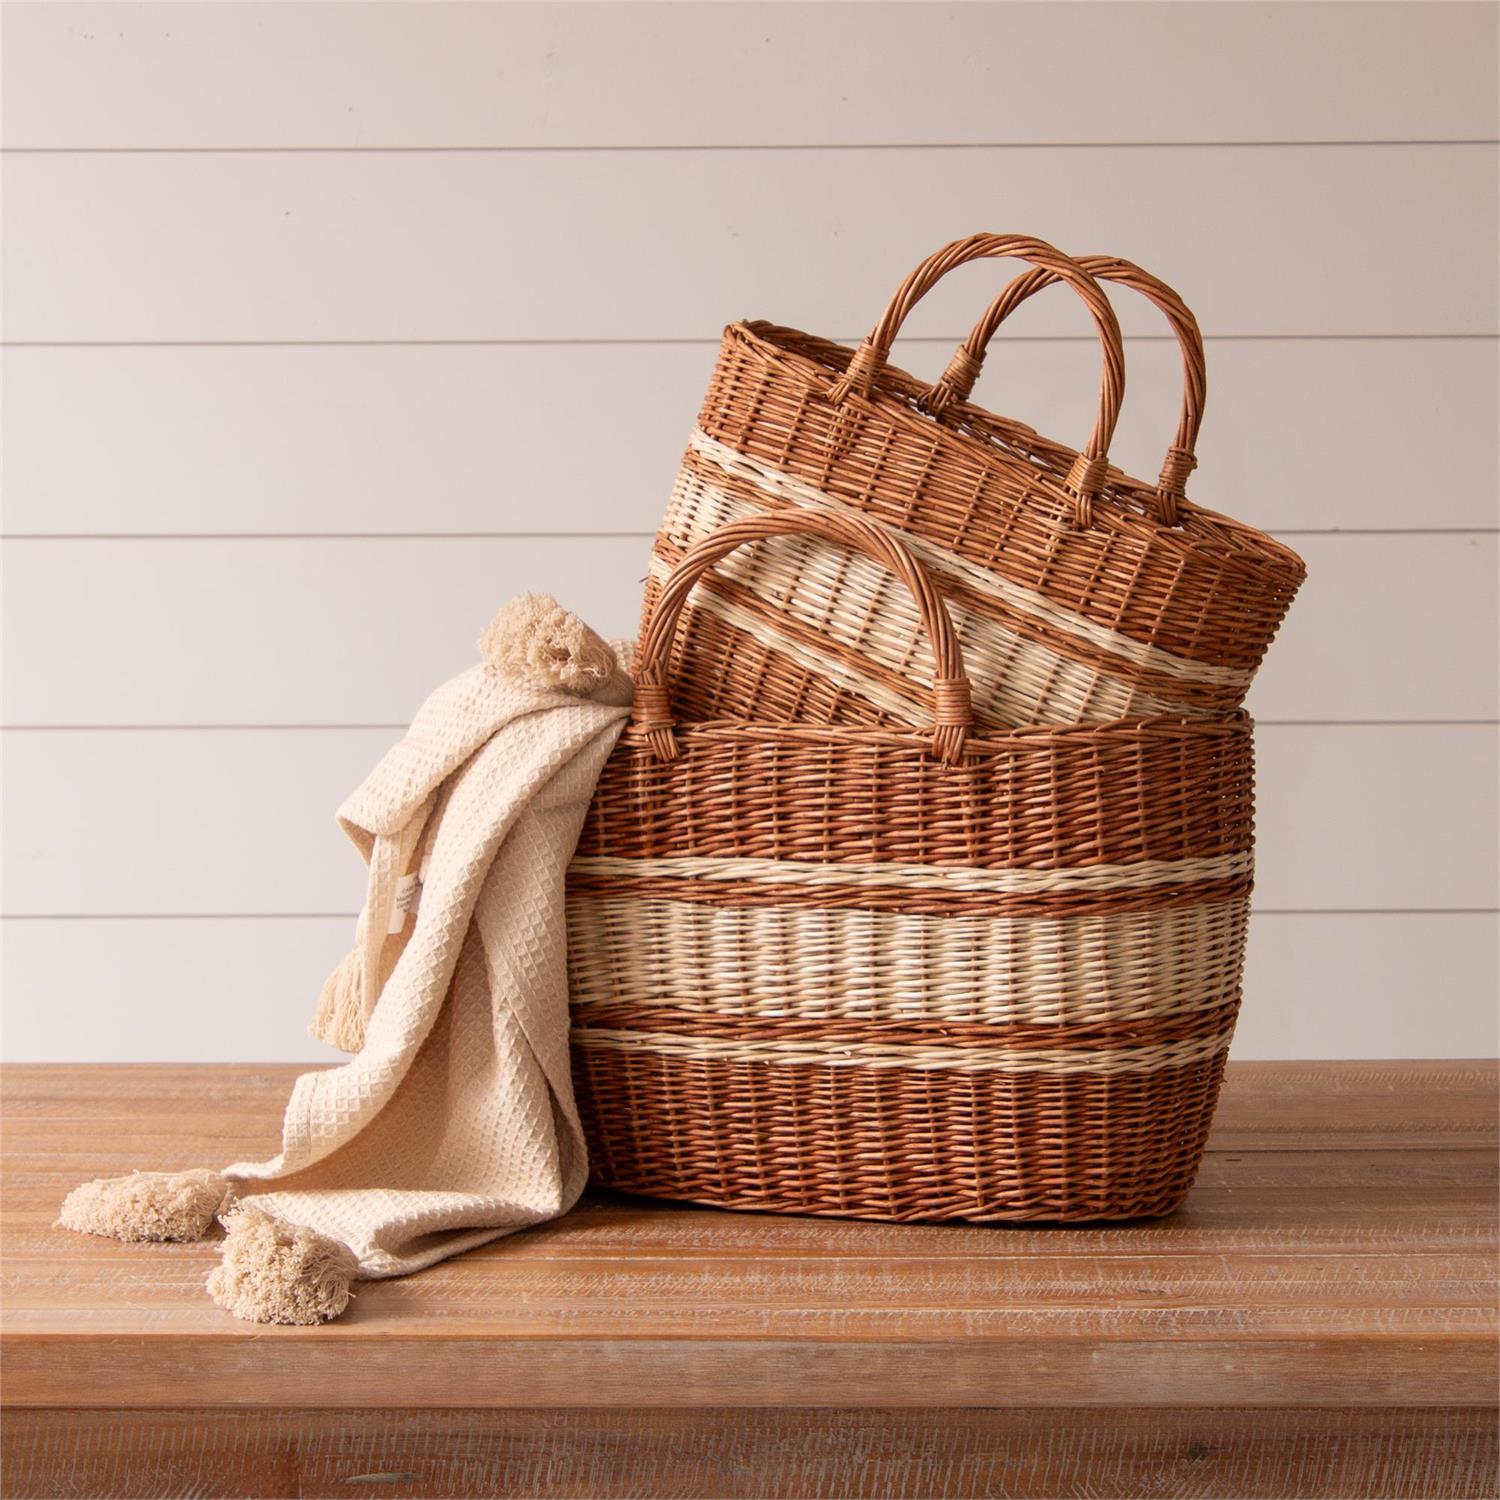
[827,233,1125,525]
[928,256,1205,527]
[633,510,973,765]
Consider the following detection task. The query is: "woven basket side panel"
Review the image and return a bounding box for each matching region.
[569,1045,1229,1222]
[567,721,1253,1222]
[574,725,1254,872]
[697,326,1303,666]
[642,446,1247,728]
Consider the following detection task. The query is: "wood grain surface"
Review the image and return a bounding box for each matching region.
[2,1406,1495,1500]
[1,1060,1495,1496]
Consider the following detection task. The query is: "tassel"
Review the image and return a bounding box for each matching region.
[57,1169,228,1243]
[310,948,368,1053]
[206,1204,359,1325]
[479,593,616,695]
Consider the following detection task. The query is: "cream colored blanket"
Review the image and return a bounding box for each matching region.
[59,597,631,1324]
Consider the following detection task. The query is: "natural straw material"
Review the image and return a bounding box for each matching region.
[571,512,1255,1222]
[643,234,1304,731]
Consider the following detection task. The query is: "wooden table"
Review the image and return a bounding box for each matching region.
[2,1061,1495,1499]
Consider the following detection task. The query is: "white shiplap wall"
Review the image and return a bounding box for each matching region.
[2,1,1497,1062]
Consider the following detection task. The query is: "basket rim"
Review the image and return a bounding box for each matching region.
[614,710,1253,755]
[728,320,1306,588]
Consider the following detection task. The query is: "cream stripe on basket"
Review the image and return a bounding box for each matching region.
[570,1025,1237,1076]
[659,465,1177,725]
[567,895,1249,1026]
[689,428,1254,691]
[569,850,1251,895]
[647,546,932,725]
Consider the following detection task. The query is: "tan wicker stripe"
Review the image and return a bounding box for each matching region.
[570,849,1250,895]
[607,714,1249,753]
[689,428,1254,691]
[566,895,1248,1026]
[572,999,1237,1052]
[569,1023,1236,1076]
[656,469,1177,725]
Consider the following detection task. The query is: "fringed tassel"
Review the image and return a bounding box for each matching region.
[479,593,616,694]
[206,1204,359,1325]
[310,947,368,1053]
[57,1169,229,1243]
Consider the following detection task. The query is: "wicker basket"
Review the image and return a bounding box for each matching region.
[572,510,1254,1222]
[643,233,1305,731]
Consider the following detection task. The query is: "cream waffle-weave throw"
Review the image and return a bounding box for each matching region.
[59,598,632,1324]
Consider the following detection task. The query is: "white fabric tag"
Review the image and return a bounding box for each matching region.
[388,874,421,934]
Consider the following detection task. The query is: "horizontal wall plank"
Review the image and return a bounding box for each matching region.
[2,913,1494,1064]
[5,1,1495,148]
[0,919,348,1065]
[1247,532,1498,722]
[0,537,651,726]
[3,535,1494,726]
[5,339,1494,535]
[4,146,1495,342]
[2,726,1494,916]
[1233,915,1498,1060]
[1,729,382,918]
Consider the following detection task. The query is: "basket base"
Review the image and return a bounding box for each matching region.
[572,1046,1227,1225]
[583,1176,1195,1225]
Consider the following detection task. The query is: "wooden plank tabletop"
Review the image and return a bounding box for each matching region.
[2,1060,1495,1414]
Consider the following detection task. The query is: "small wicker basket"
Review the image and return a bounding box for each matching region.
[571,509,1255,1222]
[643,233,1304,732]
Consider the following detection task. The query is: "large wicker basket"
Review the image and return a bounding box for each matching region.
[572,510,1254,1222]
[643,233,1304,732]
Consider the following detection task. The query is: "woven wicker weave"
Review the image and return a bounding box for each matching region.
[571,510,1254,1222]
[642,233,1304,732]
